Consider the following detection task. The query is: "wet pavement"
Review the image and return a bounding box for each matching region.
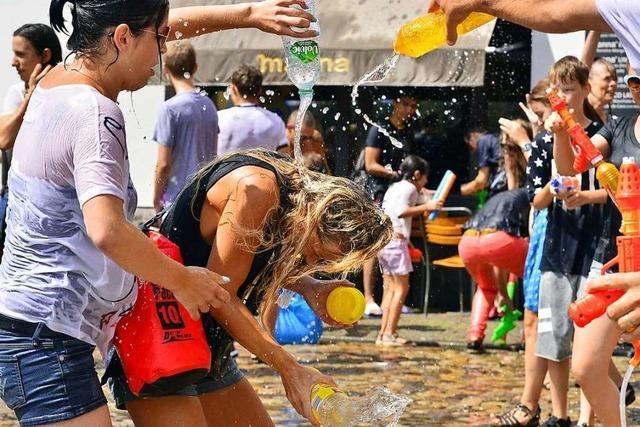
[0,313,639,426]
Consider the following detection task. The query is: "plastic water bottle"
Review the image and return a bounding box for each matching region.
[281,0,321,95]
[394,8,495,58]
[311,384,356,427]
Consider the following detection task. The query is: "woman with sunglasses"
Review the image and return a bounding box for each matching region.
[0,1,317,426]
[551,68,640,426]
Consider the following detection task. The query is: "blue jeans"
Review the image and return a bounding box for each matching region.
[0,316,107,426]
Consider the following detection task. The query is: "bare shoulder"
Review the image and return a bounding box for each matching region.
[208,165,280,214]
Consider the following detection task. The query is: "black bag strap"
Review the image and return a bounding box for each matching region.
[140,210,166,234]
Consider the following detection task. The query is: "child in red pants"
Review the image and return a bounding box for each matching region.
[458,189,530,350]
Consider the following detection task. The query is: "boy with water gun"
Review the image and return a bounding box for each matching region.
[549,68,640,427]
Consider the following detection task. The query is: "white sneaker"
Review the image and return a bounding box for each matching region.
[364,301,383,316]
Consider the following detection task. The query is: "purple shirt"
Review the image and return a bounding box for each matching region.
[153,91,218,205]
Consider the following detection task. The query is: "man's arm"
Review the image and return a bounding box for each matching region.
[0,64,51,151]
[364,147,396,179]
[460,167,489,196]
[429,0,610,45]
[153,145,172,212]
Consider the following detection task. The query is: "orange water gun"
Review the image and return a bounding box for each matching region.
[568,157,640,366]
[546,88,619,200]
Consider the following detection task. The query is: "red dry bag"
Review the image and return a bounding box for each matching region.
[113,230,211,396]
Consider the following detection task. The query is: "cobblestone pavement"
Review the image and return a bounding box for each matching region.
[0,313,638,426]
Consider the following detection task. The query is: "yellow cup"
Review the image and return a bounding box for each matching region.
[326,287,366,324]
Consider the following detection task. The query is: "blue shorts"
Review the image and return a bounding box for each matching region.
[0,315,107,426]
[108,351,244,410]
[523,209,548,313]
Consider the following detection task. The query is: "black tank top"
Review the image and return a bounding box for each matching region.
[160,153,289,373]
[160,153,286,314]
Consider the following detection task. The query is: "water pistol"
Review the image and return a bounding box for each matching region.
[550,175,579,196]
[428,170,456,221]
[568,157,640,366]
[546,88,619,201]
[492,274,522,343]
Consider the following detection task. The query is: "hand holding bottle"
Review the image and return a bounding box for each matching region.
[281,364,337,425]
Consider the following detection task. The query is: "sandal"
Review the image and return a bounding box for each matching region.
[391,334,411,345]
[491,404,540,427]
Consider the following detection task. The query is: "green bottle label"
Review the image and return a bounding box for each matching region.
[290,41,319,64]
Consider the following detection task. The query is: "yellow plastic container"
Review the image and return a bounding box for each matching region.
[394,9,496,58]
[326,287,365,324]
[311,384,353,426]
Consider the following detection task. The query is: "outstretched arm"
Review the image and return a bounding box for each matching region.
[427,0,610,45]
[169,0,317,40]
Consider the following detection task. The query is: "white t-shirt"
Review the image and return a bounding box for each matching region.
[1,83,26,186]
[2,82,24,114]
[217,105,287,155]
[381,179,418,238]
[596,0,640,69]
[0,84,138,356]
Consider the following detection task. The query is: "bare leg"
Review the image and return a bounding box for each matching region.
[578,390,595,427]
[572,314,621,426]
[521,310,547,412]
[378,277,394,339]
[363,257,377,303]
[41,405,112,427]
[386,275,410,336]
[200,378,275,427]
[547,359,570,419]
[126,395,207,427]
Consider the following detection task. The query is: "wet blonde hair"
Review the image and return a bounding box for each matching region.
[191,149,394,316]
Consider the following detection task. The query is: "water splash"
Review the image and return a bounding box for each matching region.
[350,55,403,149]
[321,386,411,427]
[294,91,314,166]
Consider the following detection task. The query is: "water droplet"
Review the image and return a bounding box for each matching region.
[175,31,183,39]
[183,21,188,27]
[334,113,341,121]
[322,107,329,114]
[259,96,266,103]
[202,105,207,111]
[183,72,191,79]
[265,89,275,96]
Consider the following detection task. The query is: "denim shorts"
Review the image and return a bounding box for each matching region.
[108,351,244,410]
[0,315,107,426]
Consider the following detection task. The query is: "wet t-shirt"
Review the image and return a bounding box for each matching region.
[596,0,640,70]
[364,119,414,201]
[0,84,138,356]
[464,188,530,237]
[594,114,640,265]
[526,124,604,277]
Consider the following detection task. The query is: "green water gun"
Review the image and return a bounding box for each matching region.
[476,188,489,210]
[491,276,522,343]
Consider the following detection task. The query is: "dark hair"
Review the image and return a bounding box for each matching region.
[550,56,602,123]
[13,24,62,67]
[230,65,263,99]
[49,0,169,61]
[400,155,429,181]
[165,41,197,77]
